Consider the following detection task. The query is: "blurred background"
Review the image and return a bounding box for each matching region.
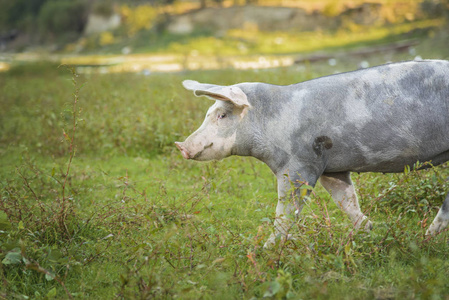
[1,0,449,73]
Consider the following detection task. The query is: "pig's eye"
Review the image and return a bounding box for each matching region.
[218,113,227,119]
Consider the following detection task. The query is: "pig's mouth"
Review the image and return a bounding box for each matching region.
[175,142,213,160]
[192,143,213,160]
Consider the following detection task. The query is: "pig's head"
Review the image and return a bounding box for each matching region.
[175,80,251,161]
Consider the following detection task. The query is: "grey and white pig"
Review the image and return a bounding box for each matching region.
[175,60,449,248]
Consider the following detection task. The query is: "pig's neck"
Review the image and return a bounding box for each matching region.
[231,88,289,175]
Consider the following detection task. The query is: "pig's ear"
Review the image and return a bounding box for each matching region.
[182,80,218,92]
[182,80,251,112]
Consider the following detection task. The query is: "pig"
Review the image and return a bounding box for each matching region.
[175,60,449,248]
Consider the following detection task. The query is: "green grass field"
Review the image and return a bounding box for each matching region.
[2,37,449,299]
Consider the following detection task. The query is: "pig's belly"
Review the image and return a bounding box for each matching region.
[324,147,449,173]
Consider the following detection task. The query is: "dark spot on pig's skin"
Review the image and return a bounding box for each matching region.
[313,136,333,157]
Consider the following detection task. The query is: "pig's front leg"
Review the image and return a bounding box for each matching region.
[264,168,318,249]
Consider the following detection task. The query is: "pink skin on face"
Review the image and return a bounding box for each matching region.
[175,142,190,159]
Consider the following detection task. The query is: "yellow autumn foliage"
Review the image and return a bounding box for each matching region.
[120,4,158,37]
[100,31,115,45]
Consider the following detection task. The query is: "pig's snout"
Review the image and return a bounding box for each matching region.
[175,142,191,159]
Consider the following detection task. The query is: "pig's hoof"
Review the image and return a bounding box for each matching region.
[263,236,275,249]
[363,219,373,232]
[426,218,449,236]
[263,233,295,249]
[355,217,373,233]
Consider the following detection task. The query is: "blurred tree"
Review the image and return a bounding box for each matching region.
[421,0,449,19]
[159,0,177,4]
[116,0,176,4]
[92,0,115,17]
[38,0,89,41]
[443,0,449,20]
[120,4,158,36]
[0,0,47,30]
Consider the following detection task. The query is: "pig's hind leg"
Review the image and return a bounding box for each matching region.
[320,172,373,232]
[426,192,449,236]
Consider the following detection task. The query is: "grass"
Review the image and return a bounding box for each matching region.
[1,39,449,299]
